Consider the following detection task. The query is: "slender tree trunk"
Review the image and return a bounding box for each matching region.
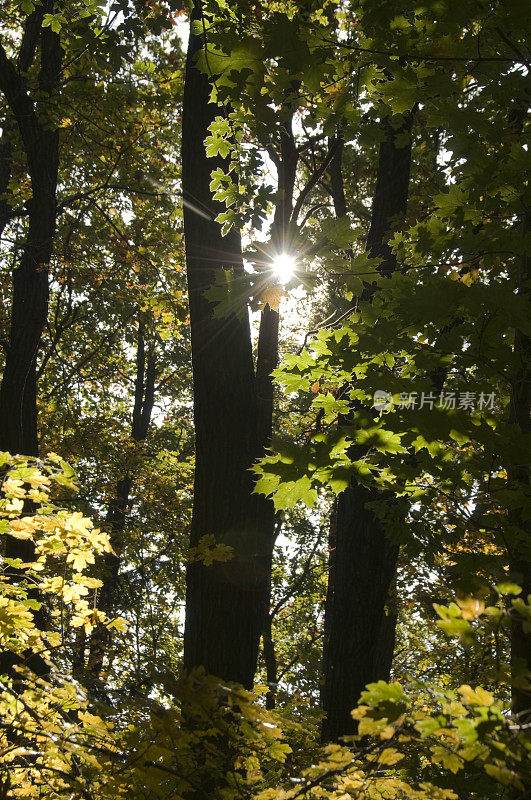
[85,320,157,681]
[182,0,275,688]
[321,118,412,742]
[328,132,347,219]
[262,611,278,710]
[365,119,412,277]
[271,121,298,252]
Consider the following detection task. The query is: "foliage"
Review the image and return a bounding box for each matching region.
[250,0,530,597]
[0,453,118,796]
[0,455,296,799]
[0,451,528,798]
[253,595,530,800]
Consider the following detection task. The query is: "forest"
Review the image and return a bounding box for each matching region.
[0,0,529,797]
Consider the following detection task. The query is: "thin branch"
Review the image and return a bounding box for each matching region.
[494,27,530,69]
[291,138,340,225]
[318,36,525,63]
[270,537,322,621]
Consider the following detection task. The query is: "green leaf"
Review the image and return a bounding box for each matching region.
[354,426,407,454]
[268,741,292,762]
[42,12,66,32]
[273,475,318,510]
[20,0,36,14]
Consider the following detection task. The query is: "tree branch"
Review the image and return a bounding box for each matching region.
[291,138,340,225]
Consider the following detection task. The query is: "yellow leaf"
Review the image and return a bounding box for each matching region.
[378,747,404,765]
[431,745,462,773]
[106,616,129,632]
[260,285,285,311]
[456,596,485,620]
[458,685,494,706]
[484,764,524,790]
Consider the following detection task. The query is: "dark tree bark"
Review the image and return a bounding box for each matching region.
[85,319,157,681]
[508,207,531,723]
[500,106,531,724]
[321,117,412,743]
[321,487,399,742]
[182,0,276,688]
[0,8,61,679]
[270,120,298,252]
[0,10,61,458]
[0,117,13,242]
[366,119,412,278]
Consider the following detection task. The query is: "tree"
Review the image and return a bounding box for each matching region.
[84,315,158,681]
[182,0,276,687]
[320,112,413,742]
[256,0,530,737]
[0,2,61,458]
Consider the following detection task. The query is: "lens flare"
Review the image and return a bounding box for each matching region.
[271,252,296,283]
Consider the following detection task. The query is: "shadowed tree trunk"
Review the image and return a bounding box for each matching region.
[0,6,61,458]
[509,206,531,723]
[501,106,531,724]
[0,3,61,677]
[0,117,13,242]
[321,117,412,742]
[182,0,276,688]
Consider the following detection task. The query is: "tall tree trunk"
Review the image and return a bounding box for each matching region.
[321,487,399,742]
[509,206,531,723]
[0,4,46,243]
[321,118,412,742]
[0,13,61,458]
[182,0,275,688]
[85,319,157,682]
[0,8,61,677]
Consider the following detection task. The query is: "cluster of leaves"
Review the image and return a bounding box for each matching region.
[0,453,120,795]
[0,453,121,646]
[251,595,531,800]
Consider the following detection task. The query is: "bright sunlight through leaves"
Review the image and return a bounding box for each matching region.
[272,252,296,283]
